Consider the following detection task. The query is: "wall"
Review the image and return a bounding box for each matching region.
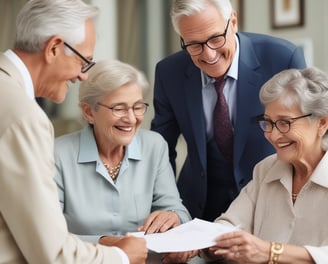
[243,0,326,71]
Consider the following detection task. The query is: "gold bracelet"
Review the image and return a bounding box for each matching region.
[268,241,284,264]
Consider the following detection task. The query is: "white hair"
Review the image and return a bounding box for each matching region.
[14,0,98,52]
[171,0,232,35]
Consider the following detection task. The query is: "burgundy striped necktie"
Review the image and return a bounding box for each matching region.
[213,78,233,162]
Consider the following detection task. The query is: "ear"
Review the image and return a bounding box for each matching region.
[44,36,64,64]
[318,116,328,137]
[81,103,95,124]
[230,10,238,33]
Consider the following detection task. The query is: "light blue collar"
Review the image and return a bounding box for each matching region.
[78,125,142,164]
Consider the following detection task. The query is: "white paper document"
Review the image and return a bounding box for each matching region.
[131,218,239,253]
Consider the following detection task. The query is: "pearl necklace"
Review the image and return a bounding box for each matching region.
[103,160,122,181]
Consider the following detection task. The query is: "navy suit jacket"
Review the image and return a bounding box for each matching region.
[151,32,306,219]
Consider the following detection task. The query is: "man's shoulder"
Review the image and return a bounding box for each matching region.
[238,32,296,48]
[157,50,191,66]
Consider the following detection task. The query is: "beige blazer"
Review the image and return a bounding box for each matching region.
[0,53,122,263]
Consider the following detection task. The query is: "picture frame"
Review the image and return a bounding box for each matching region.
[230,0,243,31]
[271,0,304,29]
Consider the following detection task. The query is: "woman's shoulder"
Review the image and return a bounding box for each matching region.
[254,153,279,172]
[54,129,81,151]
[253,153,287,182]
[136,129,166,142]
[134,129,168,154]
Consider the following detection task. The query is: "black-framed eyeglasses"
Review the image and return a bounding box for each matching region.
[180,19,230,56]
[257,113,312,134]
[97,102,149,117]
[64,42,95,73]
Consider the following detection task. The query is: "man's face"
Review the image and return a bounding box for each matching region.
[37,19,96,103]
[179,4,238,78]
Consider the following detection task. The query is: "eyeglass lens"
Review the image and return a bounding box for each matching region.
[64,42,95,73]
[182,19,230,56]
[258,114,312,133]
[97,102,149,117]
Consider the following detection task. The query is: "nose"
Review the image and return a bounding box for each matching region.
[266,125,282,141]
[122,108,137,123]
[201,44,218,59]
[78,71,89,81]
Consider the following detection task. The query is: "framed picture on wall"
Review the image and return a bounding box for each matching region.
[271,0,304,29]
[230,0,243,31]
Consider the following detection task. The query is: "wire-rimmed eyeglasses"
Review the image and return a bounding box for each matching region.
[257,113,312,133]
[97,102,149,117]
[180,19,230,56]
[64,42,95,73]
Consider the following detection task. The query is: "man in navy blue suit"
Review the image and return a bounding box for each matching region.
[151,0,306,221]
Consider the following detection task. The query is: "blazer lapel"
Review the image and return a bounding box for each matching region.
[234,34,262,165]
[0,53,25,89]
[184,63,207,171]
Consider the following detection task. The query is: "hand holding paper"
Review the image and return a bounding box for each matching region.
[131,218,239,253]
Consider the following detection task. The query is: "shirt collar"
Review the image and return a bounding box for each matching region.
[201,34,240,86]
[264,152,328,189]
[78,125,142,163]
[4,49,35,99]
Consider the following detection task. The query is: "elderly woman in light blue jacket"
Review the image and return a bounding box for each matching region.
[54,60,193,262]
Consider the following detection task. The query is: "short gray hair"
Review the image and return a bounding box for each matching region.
[171,0,232,35]
[14,0,99,52]
[79,59,149,108]
[260,67,328,150]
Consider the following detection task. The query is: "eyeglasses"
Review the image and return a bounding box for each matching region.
[97,102,149,117]
[257,113,312,133]
[64,42,95,73]
[180,19,230,56]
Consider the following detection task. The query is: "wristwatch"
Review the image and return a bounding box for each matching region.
[268,241,284,264]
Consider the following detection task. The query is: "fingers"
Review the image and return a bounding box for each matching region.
[211,231,268,263]
[115,236,148,264]
[212,243,243,261]
[208,231,244,261]
[141,210,180,234]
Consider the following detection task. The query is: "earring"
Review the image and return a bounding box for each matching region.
[86,118,93,124]
[319,130,326,137]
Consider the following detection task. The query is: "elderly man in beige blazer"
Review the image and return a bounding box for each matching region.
[0,0,147,263]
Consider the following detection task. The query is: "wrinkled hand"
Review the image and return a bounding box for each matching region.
[98,235,122,246]
[161,250,199,263]
[100,234,148,264]
[209,230,270,264]
[138,210,180,234]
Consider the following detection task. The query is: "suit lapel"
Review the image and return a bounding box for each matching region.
[234,34,262,165]
[180,32,265,170]
[184,63,207,171]
[0,53,25,89]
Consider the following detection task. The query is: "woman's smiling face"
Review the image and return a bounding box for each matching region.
[89,83,144,148]
[263,99,322,164]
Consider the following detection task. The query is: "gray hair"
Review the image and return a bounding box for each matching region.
[79,59,149,108]
[260,67,328,150]
[14,0,99,52]
[171,0,232,35]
